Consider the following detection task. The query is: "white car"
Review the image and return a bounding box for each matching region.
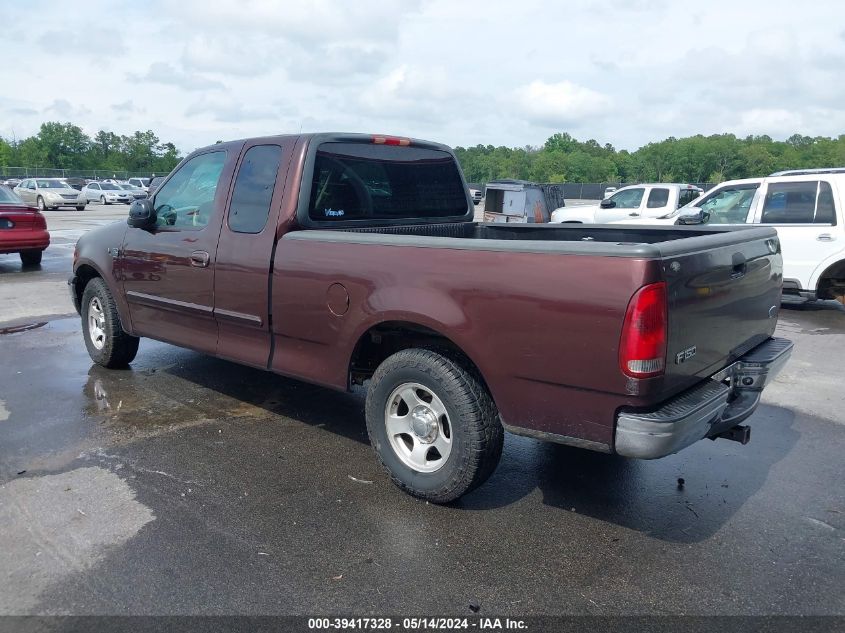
[127,177,151,192]
[550,183,702,224]
[611,173,845,304]
[82,181,132,205]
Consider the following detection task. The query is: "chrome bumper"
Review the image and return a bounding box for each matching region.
[615,337,793,459]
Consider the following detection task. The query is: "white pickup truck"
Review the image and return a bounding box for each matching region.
[612,170,845,304]
[550,183,702,224]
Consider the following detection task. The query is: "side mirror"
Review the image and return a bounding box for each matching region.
[128,198,156,229]
[676,207,710,225]
[600,198,616,209]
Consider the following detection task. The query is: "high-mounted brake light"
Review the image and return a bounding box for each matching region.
[372,135,410,146]
[619,282,667,378]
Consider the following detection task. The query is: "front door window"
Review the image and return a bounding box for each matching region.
[153,151,226,230]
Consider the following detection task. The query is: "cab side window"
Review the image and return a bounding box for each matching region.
[227,145,282,234]
[646,188,670,208]
[761,181,835,225]
[153,151,226,230]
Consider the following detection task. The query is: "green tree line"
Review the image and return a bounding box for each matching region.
[455,132,845,184]
[3,123,844,183]
[0,122,182,175]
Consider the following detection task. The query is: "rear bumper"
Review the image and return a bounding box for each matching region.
[0,230,50,253]
[615,337,793,459]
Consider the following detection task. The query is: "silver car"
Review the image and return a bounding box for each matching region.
[117,183,148,200]
[14,178,87,210]
[82,181,132,205]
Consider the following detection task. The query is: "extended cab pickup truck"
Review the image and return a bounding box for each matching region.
[70,133,793,503]
[551,183,702,224]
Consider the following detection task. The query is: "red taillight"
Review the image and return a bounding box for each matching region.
[619,282,667,378]
[372,135,410,146]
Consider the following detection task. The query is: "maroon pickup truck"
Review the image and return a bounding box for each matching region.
[70,133,793,502]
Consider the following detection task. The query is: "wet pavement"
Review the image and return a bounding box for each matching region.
[0,212,843,615]
[0,305,843,616]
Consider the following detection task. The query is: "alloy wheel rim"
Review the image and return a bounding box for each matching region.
[384,382,452,473]
[88,297,106,350]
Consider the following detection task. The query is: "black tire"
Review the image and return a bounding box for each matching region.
[76,205,85,211]
[365,348,503,503]
[36,196,46,211]
[81,277,139,368]
[100,195,108,205]
[20,250,42,267]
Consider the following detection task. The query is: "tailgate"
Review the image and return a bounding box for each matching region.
[662,230,781,391]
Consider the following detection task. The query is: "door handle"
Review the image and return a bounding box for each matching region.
[817,233,835,242]
[629,212,640,217]
[190,250,210,267]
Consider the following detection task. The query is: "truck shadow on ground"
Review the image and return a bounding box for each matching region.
[129,350,370,447]
[459,407,799,543]
[84,346,800,545]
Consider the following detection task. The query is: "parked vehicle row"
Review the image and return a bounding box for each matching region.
[608,172,845,304]
[69,132,791,503]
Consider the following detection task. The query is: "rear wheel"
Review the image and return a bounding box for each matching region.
[81,278,139,367]
[20,250,43,267]
[365,348,503,503]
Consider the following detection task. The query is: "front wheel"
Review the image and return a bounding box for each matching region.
[81,278,139,368]
[36,196,46,211]
[100,196,108,205]
[76,205,85,211]
[365,348,503,503]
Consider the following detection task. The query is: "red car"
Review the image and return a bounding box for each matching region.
[0,185,50,266]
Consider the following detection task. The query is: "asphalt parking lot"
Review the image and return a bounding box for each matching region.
[0,208,843,616]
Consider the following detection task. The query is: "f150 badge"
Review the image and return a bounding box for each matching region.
[675,346,697,364]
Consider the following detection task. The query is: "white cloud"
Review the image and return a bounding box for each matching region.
[129,62,225,92]
[516,80,612,128]
[1,0,844,152]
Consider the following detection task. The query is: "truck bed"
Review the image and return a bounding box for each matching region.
[302,221,776,258]
[277,221,782,447]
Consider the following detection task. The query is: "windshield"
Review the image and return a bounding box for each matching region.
[307,142,467,222]
[37,179,71,189]
[100,183,121,190]
[0,186,24,203]
[119,184,138,190]
[697,184,759,224]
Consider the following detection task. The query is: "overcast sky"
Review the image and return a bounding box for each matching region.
[2,0,844,153]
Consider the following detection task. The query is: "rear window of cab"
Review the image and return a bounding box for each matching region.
[307,142,468,222]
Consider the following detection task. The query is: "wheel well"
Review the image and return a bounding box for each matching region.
[816,259,845,301]
[349,321,485,388]
[73,264,101,306]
